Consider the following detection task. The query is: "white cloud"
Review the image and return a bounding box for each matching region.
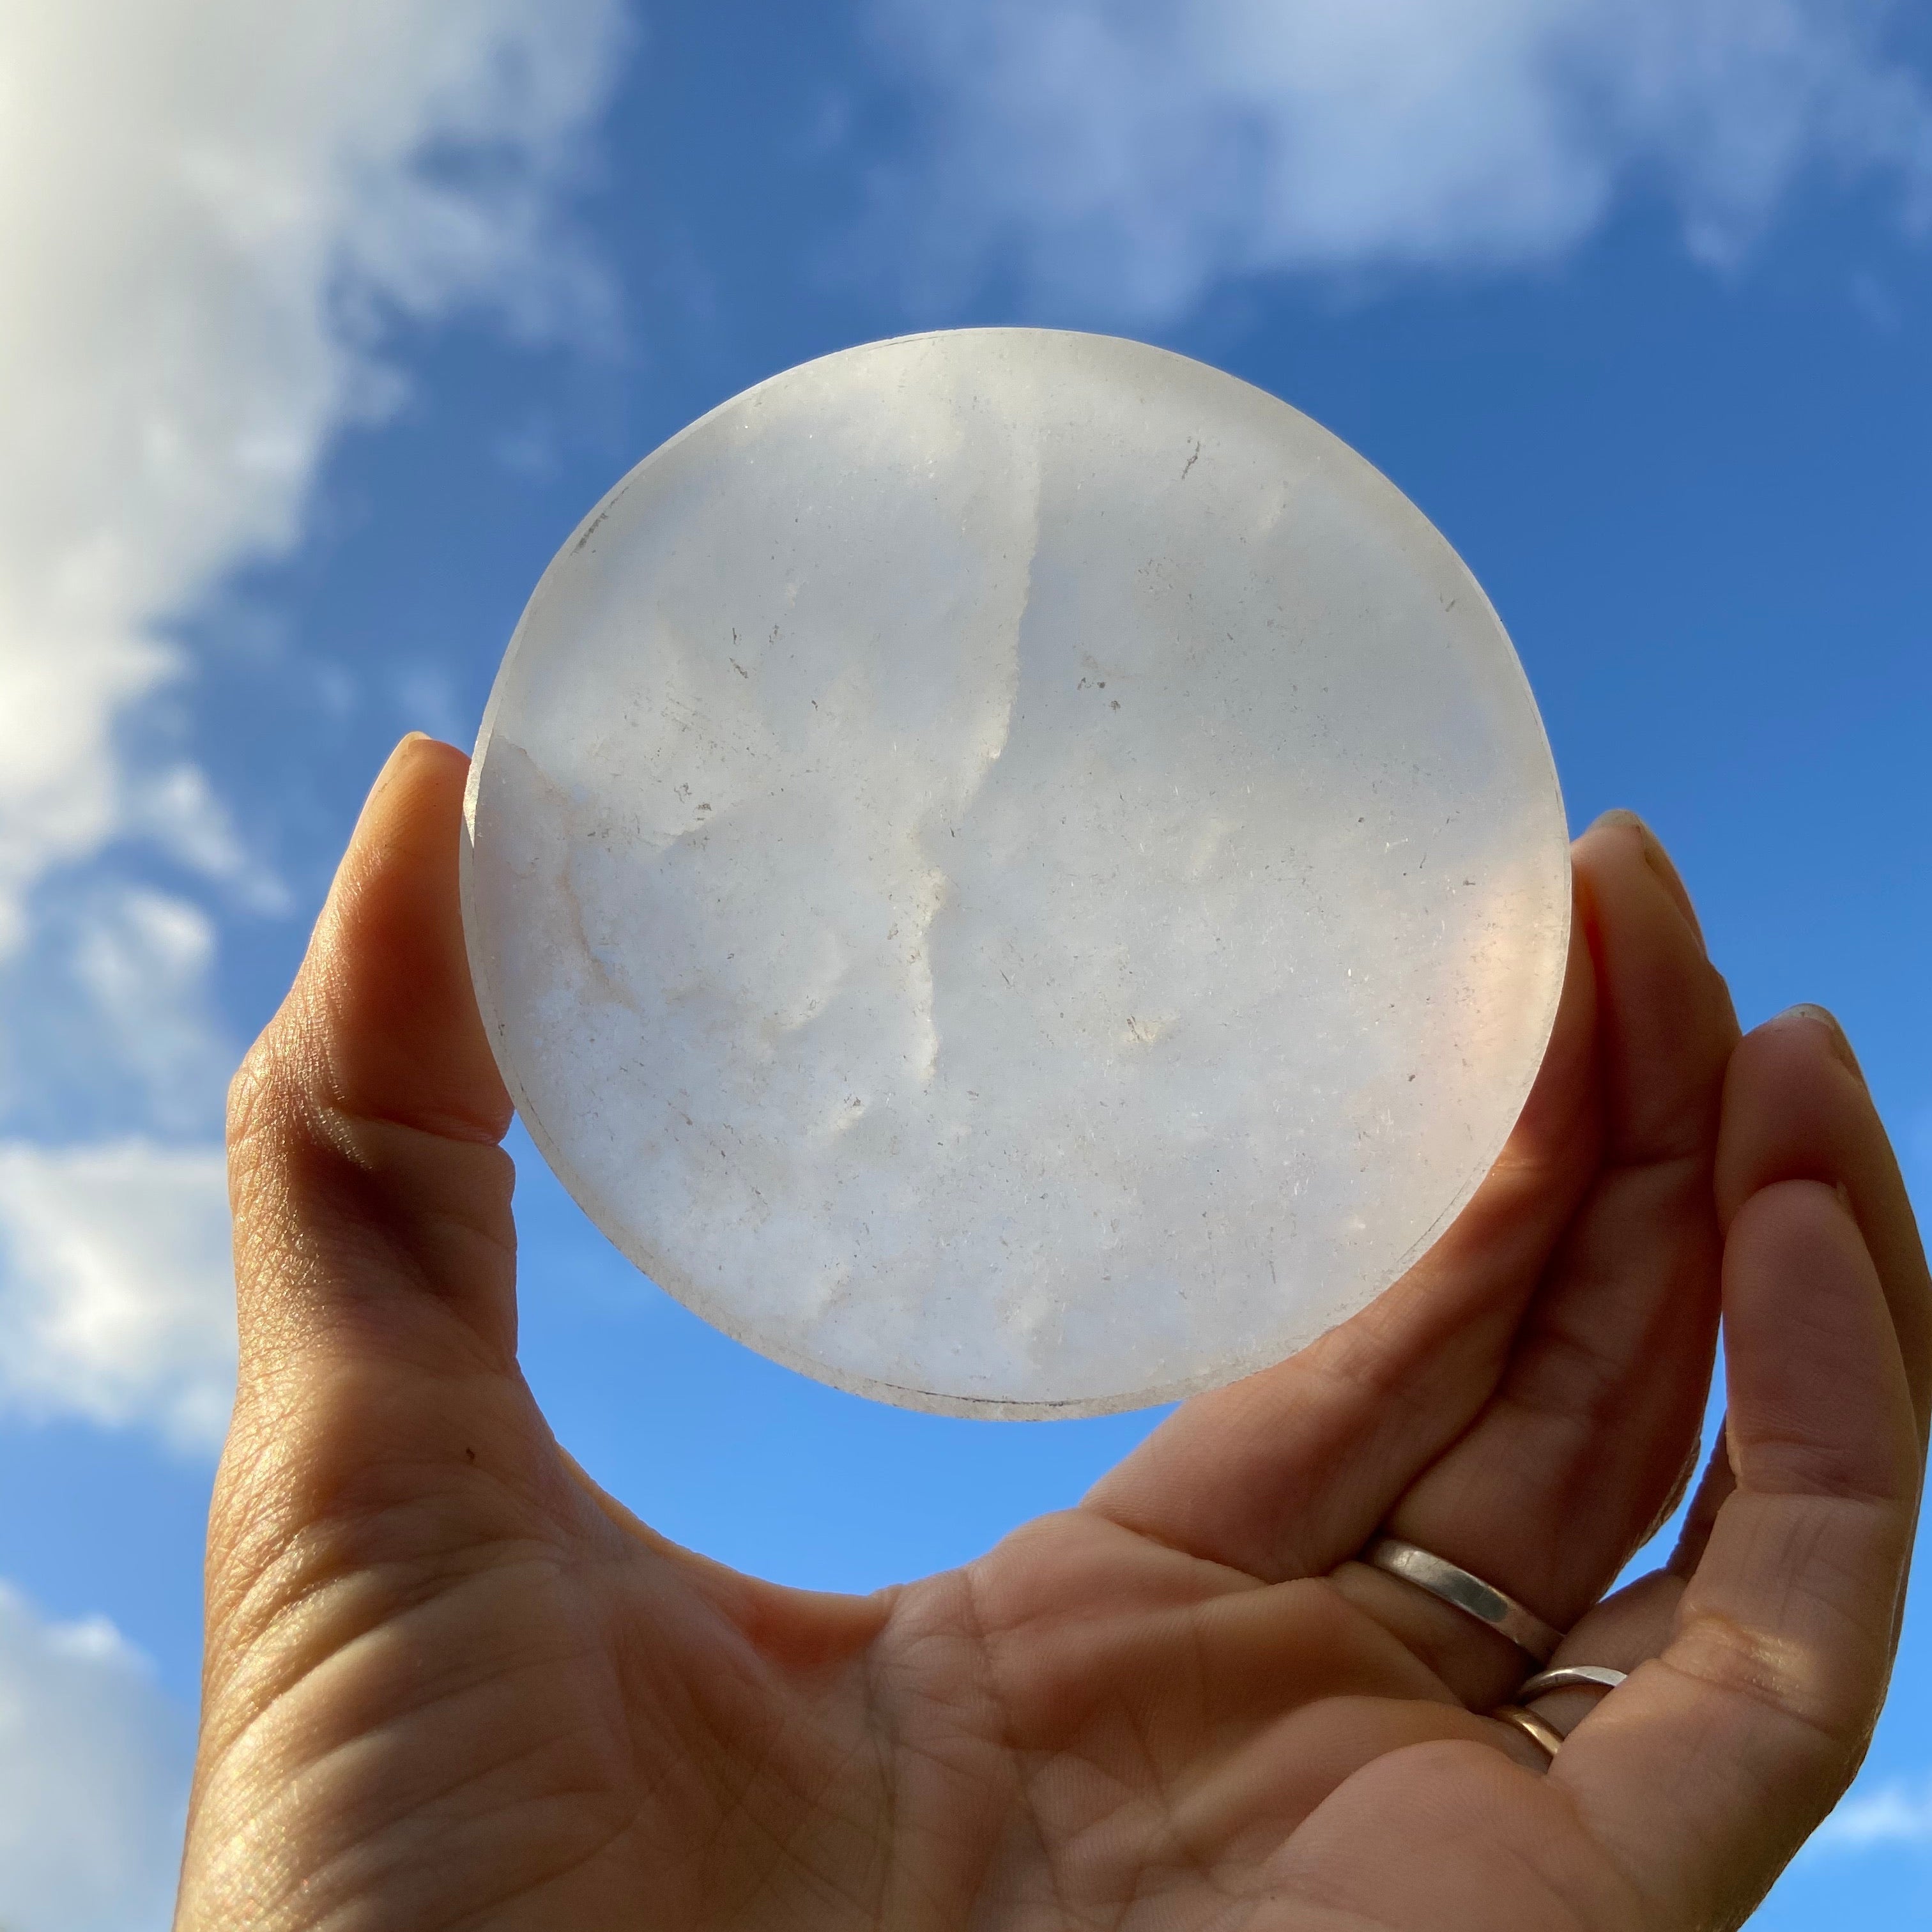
[0,1583,188,1932]
[0,0,631,954]
[870,0,1932,319]
[123,765,290,918]
[70,890,236,1137]
[0,1140,235,1452]
[1811,1772,1932,1850]
[0,1,630,1442]
[0,15,592,1917]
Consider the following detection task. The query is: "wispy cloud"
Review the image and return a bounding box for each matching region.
[0,1583,188,1932]
[0,8,632,1892]
[0,0,631,1447]
[68,889,236,1136]
[0,0,631,956]
[868,0,1932,319]
[1811,1772,1932,1851]
[0,1140,235,1451]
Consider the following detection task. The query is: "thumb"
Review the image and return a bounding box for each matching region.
[226,732,518,1416]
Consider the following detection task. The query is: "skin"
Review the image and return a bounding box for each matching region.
[176,736,1931,1931]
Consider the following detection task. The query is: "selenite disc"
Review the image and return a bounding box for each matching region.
[461,329,1570,1418]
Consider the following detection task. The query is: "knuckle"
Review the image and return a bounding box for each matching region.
[225,1037,278,1148]
[227,993,330,1157]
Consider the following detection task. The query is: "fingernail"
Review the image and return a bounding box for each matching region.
[1774,1002,1867,1085]
[1587,809,1706,955]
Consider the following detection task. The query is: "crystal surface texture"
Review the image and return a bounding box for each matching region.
[462,329,1570,1418]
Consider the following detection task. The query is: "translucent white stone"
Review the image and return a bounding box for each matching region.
[461,329,1570,1418]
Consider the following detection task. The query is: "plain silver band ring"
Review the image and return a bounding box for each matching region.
[1362,1536,1565,1664]
[1492,1703,1564,1760]
[1518,1665,1628,1700]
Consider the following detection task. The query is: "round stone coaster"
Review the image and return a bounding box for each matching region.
[461,329,1570,1418]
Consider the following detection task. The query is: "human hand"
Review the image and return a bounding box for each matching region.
[176,737,1929,1929]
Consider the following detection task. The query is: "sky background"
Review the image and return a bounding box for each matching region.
[1,2,1930,1925]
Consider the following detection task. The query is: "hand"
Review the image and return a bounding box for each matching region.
[178,737,1929,1931]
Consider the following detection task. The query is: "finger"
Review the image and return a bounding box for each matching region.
[1555,1179,1926,1927]
[1665,1416,1733,1578]
[1514,1570,1687,1740]
[1082,889,1601,1578]
[209,735,575,1703]
[1594,806,1703,947]
[1717,1003,1932,1443]
[1460,1430,1725,1743]
[1334,815,1736,1702]
[226,734,519,1406]
[1542,1002,1932,1730]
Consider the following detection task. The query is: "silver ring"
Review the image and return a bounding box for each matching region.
[1518,1665,1627,1701]
[1491,1703,1563,1761]
[1362,1536,1565,1664]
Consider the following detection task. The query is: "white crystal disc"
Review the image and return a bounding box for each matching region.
[462,329,1570,1418]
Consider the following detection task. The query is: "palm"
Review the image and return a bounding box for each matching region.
[179,744,1929,1932]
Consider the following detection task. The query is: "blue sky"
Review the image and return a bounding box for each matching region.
[1,3,1930,1924]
